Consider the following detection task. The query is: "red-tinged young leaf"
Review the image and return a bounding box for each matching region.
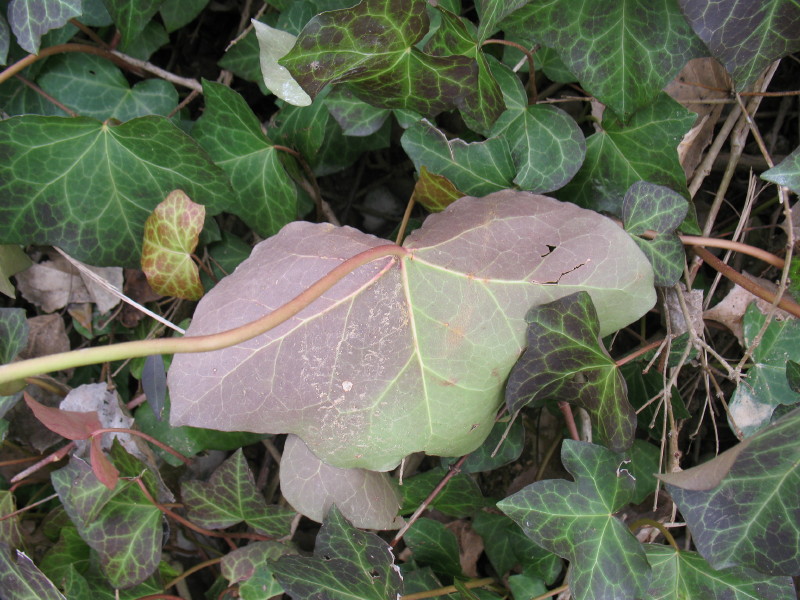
[24,392,101,441]
[498,441,651,600]
[169,191,655,471]
[141,189,205,300]
[411,166,464,213]
[272,505,402,600]
[505,292,636,453]
[89,436,119,491]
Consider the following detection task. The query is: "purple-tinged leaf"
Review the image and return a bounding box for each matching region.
[280,434,402,529]
[7,0,81,54]
[0,544,66,600]
[498,441,651,600]
[221,541,293,584]
[141,355,166,421]
[169,191,655,470]
[505,292,636,453]
[410,166,464,213]
[272,505,402,600]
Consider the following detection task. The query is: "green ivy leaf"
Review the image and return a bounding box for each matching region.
[505,292,636,453]
[181,449,295,537]
[645,545,795,598]
[475,0,529,41]
[324,87,390,136]
[679,0,800,91]
[559,93,696,216]
[272,505,402,600]
[221,541,292,591]
[405,518,463,578]
[140,189,205,300]
[498,440,650,600]
[0,543,66,600]
[663,408,800,576]
[1,12,11,64]
[7,0,81,54]
[116,20,169,61]
[401,467,487,518]
[501,0,704,120]
[401,119,515,196]
[0,244,31,298]
[442,417,524,474]
[410,166,464,213]
[280,0,498,130]
[159,0,209,32]
[100,0,163,47]
[787,360,800,394]
[39,526,91,587]
[729,305,800,436]
[193,80,298,237]
[0,491,23,550]
[0,307,28,364]
[0,115,232,267]
[762,145,800,195]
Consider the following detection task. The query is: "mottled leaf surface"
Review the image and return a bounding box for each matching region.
[325,87,390,137]
[501,0,704,120]
[679,0,800,90]
[0,115,232,267]
[280,434,402,530]
[272,505,402,600]
[0,490,23,550]
[665,408,800,576]
[0,544,66,600]
[182,449,295,537]
[560,93,696,216]
[498,441,651,600]
[7,0,81,53]
[762,145,800,195]
[405,518,463,577]
[38,527,91,587]
[506,292,636,453]
[410,166,464,213]
[221,541,291,584]
[645,545,794,599]
[169,192,655,470]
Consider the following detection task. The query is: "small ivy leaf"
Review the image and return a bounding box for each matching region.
[100,0,163,47]
[221,541,293,584]
[662,408,800,576]
[678,0,800,92]
[0,245,32,298]
[787,360,800,394]
[0,307,28,364]
[645,545,795,598]
[7,0,81,54]
[411,166,464,213]
[141,189,205,300]
[251,19,312,106]
[475,0,530,41]
[24,391,101,441]
[441,417,525,474]
[622,181,689,235]
[89,436,119,491]
[272,505,402,600]
[141,355,166,421]
[505,292,636,453]
[762,145,800,195]
[0,544,67,600]
[324,86,391,137]
[498,440,650,600]
[405,518,463,578]
[0,491,24,551]
[400,467,487,518]
[181,449,295,537]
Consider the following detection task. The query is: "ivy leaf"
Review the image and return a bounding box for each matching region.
[159,0,209,33]
[401,467,487,518]
[401,119,516,196]
[405,518,463,578]
[0,544,66,600]
[324,87,390,137]
[7,0,81,54]
[251,19,312,106]
[0,245,32,298]
[787,360,800,394]
[169,191,655,470]
[501,0,705,120]
[410,166,464,213]
[475,0,530,41]
[141,189,205,300]
[559,93,696,216]
[280,0,496,130]
[193,80,298,238]
[221,541,292,592]
[662,408,800,576]
[441,417,525,474]
[505,292,637,453]
[645,545,795,598]
[141,355,166,421]
[182,449,295,537]
[0,115,232,267]
[0,13,9,64]
[100,0,163,47]
[0,491,24,550]
[0,307,27,364]
[50,447,163,588]
[622,181,689,287]
[679,0,800,91]
[38,527,91,588]
[272,505,402,600]
[498,440,651,600]
[762,145,800,195]
[729,305,800,435]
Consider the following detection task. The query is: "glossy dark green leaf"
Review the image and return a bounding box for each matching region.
[0,76,69,116]
[0,544,66,600]
[182,449,295,537]
[679,0,800,91]
[505,292,636,453]
[401,566,459,599]
[501,0,704,120]
[441,417,524,474]
[663,408,800,576]
[272,505,402,600]
[401,467,487,518]
[729,305,800,436]
[401,119,515,196]
[645,545,794,599]
[159,0,209,32]
[787,360,800,394]
[7,0,81,53]
[498,440,650,600]
[404,518,463,578]
[762,145,800,195]
[325,87,390,136]
[475,0,529,41]
[0,307,27,364]
[0,115,232,267]
[116,20,169,61]
[39,526,91,587]
[193,81,298,237]
[100,0,162,47]
[559,93,695,216]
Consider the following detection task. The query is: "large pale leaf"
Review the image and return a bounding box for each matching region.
[168,191,655,470]
[7,0,81,54]
[0,115,232,267]
[498,440,651,600]
[663,408,800,576]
